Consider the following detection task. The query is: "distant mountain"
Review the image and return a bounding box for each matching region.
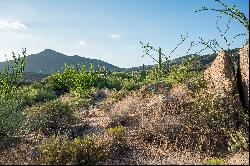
[0,48,241,76]
[0,49,120,74]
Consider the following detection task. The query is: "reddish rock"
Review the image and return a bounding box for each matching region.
[204,51,237,96]
[239,44,249,109]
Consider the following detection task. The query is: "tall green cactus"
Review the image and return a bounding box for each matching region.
[158,47,162,71]
[141,64,146,79]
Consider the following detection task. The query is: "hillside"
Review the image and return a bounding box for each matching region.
[0,45,249,165]
[0,49,120,74]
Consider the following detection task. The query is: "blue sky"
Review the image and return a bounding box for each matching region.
[0,0,249,68]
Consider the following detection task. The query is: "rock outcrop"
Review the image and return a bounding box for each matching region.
[204,44,249,110]
[238,44,249,109]
[204,51,237,96]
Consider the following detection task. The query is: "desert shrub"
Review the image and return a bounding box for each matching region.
[0,98,25,140]
[45,64,111,97]
[122,79,142,91]
[185,72,207,94]
[112,72,133,79]
[68,97,94,109]
[34,87,57,102]
[107,125,125,138]
[22,100,74,135]
[15,85,57,106]
[105,76,123,91]
[44,63,144,97]
[143,66,166,84]
[183,93,249,154]
[165,57,203,89]
[0,49,26,98]
[107,125,129,157]
[43,75,69,93]
[133,95,185,146]
[140,81,170,95]
[227,131,248,152]
[206,158,224,165]
[165,65,198,87]
[40,135,110,165]
[137,109,171,145]
[101,90,129,110]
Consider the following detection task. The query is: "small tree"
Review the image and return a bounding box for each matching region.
[0,48,26,98]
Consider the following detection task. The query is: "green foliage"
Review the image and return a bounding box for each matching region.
[15,85,57,106]
[23,100,74,135]
[0,49,26,98]
[227,131,248,152]
[107,90,129,103]
[47,63,144,98]
[185,72,207,94]
[67,96,94,109]
[107,125,128,157]
[206,158,224,165]
[122,79,142,91]
[0,98,25,140]
[107,125,125,138]
[40,135,110,165]
[47,64,110,96]
[165,56,202,86]
[105,76,123,91]
[184,93,249,154]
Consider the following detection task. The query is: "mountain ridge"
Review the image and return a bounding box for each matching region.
[0,48,240,74]
[0,49,120,74]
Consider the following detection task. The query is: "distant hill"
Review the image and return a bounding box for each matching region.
[0,49,120,74]
[0,48,241,77]
[126,48,241,72]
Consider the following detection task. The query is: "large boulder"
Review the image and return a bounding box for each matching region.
[238,44,249,109]
[204,51,237,96]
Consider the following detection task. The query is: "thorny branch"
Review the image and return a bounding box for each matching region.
[195,0,249,32]
[140,33,189,63]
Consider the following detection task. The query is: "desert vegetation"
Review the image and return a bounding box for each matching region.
[0,0,249,165]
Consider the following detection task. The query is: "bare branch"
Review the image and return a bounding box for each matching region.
[169,33,189,55]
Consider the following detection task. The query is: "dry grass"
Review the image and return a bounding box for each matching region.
[0,82,248,165]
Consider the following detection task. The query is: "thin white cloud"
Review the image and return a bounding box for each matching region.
[78,40,86,46]
[110,34,121,39]
[0,19,27,30]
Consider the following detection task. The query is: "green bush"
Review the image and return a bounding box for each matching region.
[122,79,141,91]
[165,57,203,89]
[40,135,110,165]
[46,64,109,96]
[107,125,125,138]
[23,100,74,135]
[107,125,128,157]
[105,76,123,91]
[68,97,94,109]
[0,98,25,140]
[0,49,26,98]
[206,158,224,165]
[111,72,133,79]
[108,90,129,102]
[183,93,249,154]
[227,131,248,152]
[185,72,206,94]
[15,85,57,106]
